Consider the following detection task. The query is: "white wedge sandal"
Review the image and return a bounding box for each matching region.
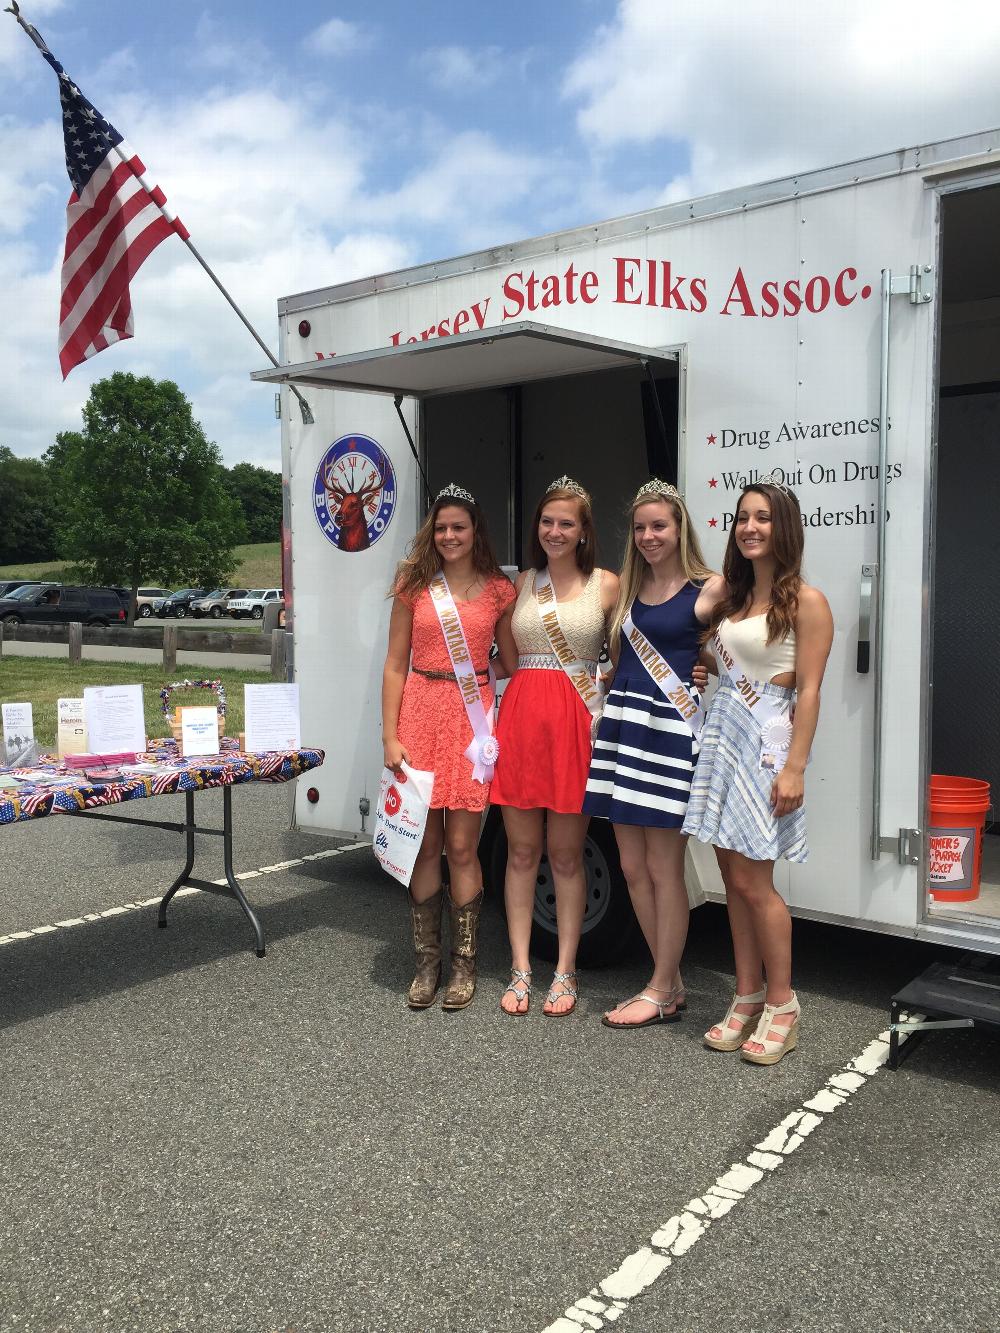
[703,989,766,1051]
[740,993,801,1066]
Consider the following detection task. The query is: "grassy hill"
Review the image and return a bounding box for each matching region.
[0,542,282,590]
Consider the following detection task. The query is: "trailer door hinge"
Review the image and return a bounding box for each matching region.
[879,828,922,865]
[889,264,933,304]
[274,392,282,419]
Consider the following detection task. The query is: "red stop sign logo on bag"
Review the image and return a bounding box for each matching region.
[384,785,402,816]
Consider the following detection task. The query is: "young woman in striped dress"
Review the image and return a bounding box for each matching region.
[683,481,833,1065]
[584,480,722,1028]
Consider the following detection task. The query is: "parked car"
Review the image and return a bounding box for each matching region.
[135,587,172,618]
[157,588,205,619]
[0,583,127,627]
[228,588,284,620]
[0,580,44,599]
[190,587,248,619]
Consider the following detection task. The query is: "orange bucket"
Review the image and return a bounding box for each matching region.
[928,774,991,902]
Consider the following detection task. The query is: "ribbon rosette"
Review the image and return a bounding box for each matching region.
[464,733,499,783]
[760,714,793,753]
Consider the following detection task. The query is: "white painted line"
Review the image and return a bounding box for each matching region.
[0,841,368,947]
[540,1026,917,1333]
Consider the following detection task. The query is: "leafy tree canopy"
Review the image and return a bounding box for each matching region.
[220,461,282,544]
[44,373,246,621]
[0,446,60,564]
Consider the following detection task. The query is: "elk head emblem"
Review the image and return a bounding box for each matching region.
[324,461,383,552]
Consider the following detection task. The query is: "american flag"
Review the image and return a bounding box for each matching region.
[20,13,188,378]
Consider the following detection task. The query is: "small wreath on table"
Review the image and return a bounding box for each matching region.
[160,679,227,740]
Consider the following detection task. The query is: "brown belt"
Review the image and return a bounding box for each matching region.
[411,666,490,683]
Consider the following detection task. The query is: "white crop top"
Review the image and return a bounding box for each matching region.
[717,614,796,682]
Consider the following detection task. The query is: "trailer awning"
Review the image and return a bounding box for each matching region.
[250,321,677,398]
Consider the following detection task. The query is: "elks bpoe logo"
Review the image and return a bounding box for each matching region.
[314,435,396,552]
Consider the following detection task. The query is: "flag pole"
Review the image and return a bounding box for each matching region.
[5,1,314,426]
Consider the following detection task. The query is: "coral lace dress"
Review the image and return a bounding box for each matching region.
[396,575,516,812]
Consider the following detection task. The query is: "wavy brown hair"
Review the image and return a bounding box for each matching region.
[608,485,713,658]
[528,483,596,577]
[705,483,803,644]
[392,494,503,600]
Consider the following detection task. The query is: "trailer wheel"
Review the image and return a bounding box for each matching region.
[486,816,639,967]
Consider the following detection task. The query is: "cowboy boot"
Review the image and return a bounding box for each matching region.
[407,888,443,1008]
[441,888,484,1011]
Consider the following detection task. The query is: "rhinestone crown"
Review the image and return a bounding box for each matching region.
[634,478,682,503]
[753,472,792,497]
[545,475,589,500]
[436,482,476,504]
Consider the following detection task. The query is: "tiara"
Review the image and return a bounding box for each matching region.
[436,482,476,504]
[754,472,792,497]
[634,478,681,503]
[545,475,589,499]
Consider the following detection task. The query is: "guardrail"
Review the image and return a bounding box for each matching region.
[0,621,287,677]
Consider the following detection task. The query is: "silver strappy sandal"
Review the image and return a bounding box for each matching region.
[601,985,683,1028]
[501,968,532,1015]
[543,970,578,1017]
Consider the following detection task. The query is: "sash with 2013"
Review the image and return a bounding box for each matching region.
[533,569,606,734]
[427,572,498,783]
[712,628,795,773]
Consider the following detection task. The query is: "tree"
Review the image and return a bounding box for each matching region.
[221,462,282,543]
[45,373,246,624]
[0,446,60,564]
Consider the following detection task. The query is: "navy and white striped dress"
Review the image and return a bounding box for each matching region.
[583,583,703,828]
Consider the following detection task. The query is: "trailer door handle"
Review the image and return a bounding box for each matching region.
[857,563,876,674]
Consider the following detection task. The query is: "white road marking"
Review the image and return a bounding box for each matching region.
[0,842,369,947]
[541,1028,915,1333]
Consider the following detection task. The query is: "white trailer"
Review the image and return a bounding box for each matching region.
[253,128,1000,963]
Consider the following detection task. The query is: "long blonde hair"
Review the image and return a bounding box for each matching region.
[608,485,713,658]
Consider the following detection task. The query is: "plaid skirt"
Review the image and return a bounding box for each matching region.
[682,678,808,863]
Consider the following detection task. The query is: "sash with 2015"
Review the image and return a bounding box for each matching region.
[427,572,498,783]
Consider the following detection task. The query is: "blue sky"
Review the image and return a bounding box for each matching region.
[3,0,999,469]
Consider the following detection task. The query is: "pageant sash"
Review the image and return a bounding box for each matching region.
[711,627,795,773]
[533,569,604,720]
[427,572,497,782]
[621,608,704,741]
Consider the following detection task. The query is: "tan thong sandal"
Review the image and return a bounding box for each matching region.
[602,987,682,1029]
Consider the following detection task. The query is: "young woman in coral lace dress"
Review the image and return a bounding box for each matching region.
[381,483,516,1011]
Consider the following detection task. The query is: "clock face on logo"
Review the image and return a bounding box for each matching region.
[313,435,396,552]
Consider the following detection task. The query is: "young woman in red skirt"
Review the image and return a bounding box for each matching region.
[490,478,619,1016]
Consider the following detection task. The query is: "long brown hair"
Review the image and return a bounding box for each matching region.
[706,483,803,644]
[608,484,713,658]
[392,493,503,600]
[528,483,596,576]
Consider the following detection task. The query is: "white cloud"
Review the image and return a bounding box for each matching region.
[564,0,1000,199]
[304,17,372,57]
[417,44,505,91]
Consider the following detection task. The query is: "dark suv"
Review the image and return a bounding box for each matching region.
[0,584,127,627]
[158,588,206,619]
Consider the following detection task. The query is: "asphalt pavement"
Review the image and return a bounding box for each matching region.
[1,785,998,1333]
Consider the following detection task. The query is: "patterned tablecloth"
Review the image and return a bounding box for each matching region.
[0,738,325,826]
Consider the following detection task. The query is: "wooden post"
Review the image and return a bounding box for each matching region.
[68,621,82,665]
[163,624,177,673]
[270,628,286,680]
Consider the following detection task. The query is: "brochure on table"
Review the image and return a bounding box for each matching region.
[180,706,220,757]
[82,684,146,756]
[2,702,38,766]
[244,684,301,752]
[57,698,88,758]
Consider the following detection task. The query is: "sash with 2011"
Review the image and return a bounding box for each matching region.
[621,607,704,740]
[533,569,606,730]
[427,572,498,783]
[712,627,795,773]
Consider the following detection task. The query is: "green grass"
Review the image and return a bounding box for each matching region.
[0,657,274,750]
[0,541,282,590]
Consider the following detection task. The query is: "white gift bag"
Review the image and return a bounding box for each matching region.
[373,761,435,886]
